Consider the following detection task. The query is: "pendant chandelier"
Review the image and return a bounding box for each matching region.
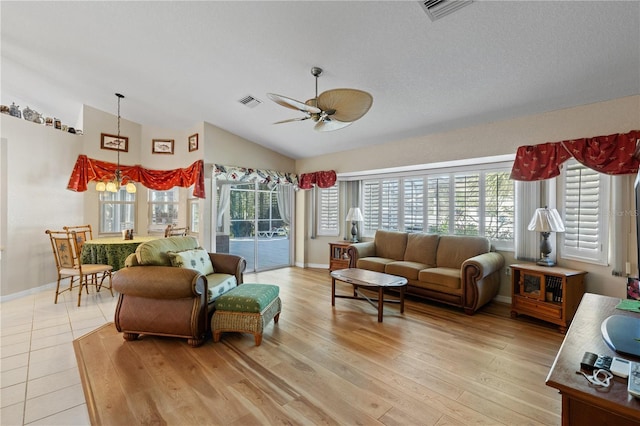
[96,93,136,193]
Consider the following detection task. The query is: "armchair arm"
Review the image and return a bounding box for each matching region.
[461,252,505,314]
[113,266,206,299]
[209,253,247,284]
[346,242,376,268]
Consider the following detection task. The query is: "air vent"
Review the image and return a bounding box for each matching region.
[238,95,262,108]
[419,0,473,21]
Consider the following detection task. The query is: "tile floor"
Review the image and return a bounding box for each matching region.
[1,285,117,425]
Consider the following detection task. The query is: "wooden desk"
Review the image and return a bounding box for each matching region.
[546,293,640,425]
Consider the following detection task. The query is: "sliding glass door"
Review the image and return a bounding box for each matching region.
[216,180,292,272]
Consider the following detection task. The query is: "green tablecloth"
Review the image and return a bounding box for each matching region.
[80,236,158,271]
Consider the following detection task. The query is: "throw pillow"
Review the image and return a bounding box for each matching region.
[167,248,214,276]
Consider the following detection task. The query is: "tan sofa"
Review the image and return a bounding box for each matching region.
[346,230,504,314]
[112,236,246,347]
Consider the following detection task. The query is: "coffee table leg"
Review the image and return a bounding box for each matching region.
[331,277,336,306]
[400,285,405,313]
[378,286,384,322]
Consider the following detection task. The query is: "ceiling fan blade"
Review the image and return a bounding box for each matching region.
[317,89,373,122]
[274,116,310,124]
[267,93,321,114]
[314,118,353,132]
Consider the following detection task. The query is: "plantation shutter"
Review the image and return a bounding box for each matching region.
[317,185,339,236]
[404,177,424,232]
[427,175,450,234]
[561,160,609,264]
[484,171,515,241]
[454,173,480,236]
[381,179,400,231]
[362,180,380,235]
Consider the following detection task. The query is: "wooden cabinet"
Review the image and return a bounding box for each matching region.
[329,242,351,271]
[510,263,586,333]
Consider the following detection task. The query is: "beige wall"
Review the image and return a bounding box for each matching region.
[295,95,640,300]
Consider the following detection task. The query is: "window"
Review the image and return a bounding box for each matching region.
[317,185,339,236]
[148,188,179,232]
[560,160,609,264]
[188,198,200,233]
[361,167,514,248]
[99,188,136,234]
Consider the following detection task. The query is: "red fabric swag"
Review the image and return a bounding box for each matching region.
[66,155,206,198]
[510,130,640,181]
[298,170,337,189]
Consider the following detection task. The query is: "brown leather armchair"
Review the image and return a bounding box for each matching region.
[113,237,246,347]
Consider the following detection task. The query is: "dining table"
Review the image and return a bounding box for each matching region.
[80,236,159,271]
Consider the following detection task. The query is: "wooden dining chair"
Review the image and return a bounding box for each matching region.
[45,229,113,306]
[63,224,93,264]
[164,225,189,237]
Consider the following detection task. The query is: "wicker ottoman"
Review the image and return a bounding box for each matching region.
[212,283,281,346]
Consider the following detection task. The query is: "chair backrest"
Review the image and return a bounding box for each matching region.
[164,225,189,237]
[63,225,93,258]
[46,230,77,271]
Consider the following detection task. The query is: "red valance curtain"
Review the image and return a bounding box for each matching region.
[66,155,206,198]
[510,130,640,181]
[298,170,337,189]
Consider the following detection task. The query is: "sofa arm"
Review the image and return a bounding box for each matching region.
[461,252,505,314]
[113,266,206,299]
[346,242,376,268]
[208,253,246,284]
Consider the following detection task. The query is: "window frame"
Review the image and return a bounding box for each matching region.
[147,187,180,233]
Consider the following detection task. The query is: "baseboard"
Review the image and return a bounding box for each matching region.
[0,281,57,303]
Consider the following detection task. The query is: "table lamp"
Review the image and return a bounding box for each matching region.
[345,207,364,243]
[528,206,565,266]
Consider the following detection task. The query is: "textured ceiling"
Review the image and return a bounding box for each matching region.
[2,1,639,159]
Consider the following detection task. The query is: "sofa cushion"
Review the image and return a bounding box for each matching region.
[357,257,394,273]
[435,235,490,269]
[206,273,237,302]
[168,248,214,276]
[374,230,408,260]
[136,236,199,266]
[404,233,439,266]
[385,261,429,281]
[419,267,461,290]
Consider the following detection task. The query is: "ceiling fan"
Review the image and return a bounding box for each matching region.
[267,67,373,132]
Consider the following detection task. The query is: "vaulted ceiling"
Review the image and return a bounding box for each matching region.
[2,1,639,159]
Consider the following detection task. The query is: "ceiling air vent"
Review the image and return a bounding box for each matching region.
[419,0,473,21]
[238,95,262,108]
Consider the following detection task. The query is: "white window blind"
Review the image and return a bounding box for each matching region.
[403,177,424,232]
[317,185,339,236]
[561,160,609,264]
[454,173,480,236]
[381,179,400,231]
[484,171,515,241]
[427,175,450,234]
[363,181,380,235]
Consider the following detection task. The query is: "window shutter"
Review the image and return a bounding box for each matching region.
[363,181,380,235]
[317,185,339,236]
[427,175,450,234]
[381,179,400,231]
[403,177,424,232]
[484,171,514,241]
[562,161,609,263]
[454,173,480,236]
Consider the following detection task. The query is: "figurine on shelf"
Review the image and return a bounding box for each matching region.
[22,107,44,124]
[9,102,21,118]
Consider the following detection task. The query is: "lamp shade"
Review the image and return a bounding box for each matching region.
[346,207,364,222]
[528,207,565,233]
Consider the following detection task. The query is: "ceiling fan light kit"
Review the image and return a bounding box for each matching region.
[267,66,372,132]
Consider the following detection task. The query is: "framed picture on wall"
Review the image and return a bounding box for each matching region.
[152,139,174,154]
[100,133,128,152]
[188,133,198,152]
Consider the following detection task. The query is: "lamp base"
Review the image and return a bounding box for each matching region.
[350,222,358,243]
[536,256,556,267]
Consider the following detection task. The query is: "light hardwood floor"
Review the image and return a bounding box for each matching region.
[76,267,565,425]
